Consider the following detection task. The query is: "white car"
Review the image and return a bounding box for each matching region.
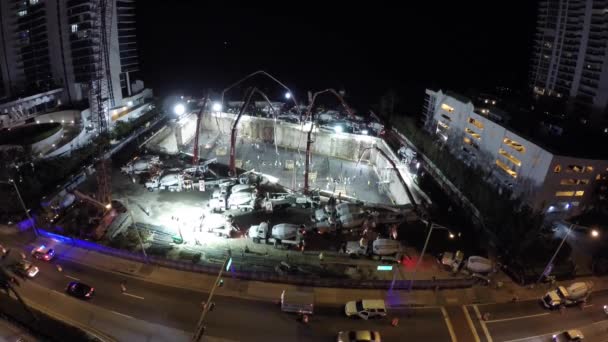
[337,330,381,342]
[344,299,387,320]
[14,260,39,278]
[553,330,584,341]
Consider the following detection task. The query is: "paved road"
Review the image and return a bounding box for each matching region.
[456,290,608,342]
[8,247,453,341]
[3,235,608,341]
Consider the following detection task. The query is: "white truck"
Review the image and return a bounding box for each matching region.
[145,172,183,191]
[248,223,306,248]
[121,155,162,175]
[209,191,257,212]
[541,281,594,309]
[202,213,233,238]
[346,238,403,260]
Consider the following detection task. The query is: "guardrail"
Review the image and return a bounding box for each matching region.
[38,229,476,290]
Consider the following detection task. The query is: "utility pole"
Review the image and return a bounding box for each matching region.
[192,256,230,341]
[124,197,147,261]
[1,180,38,237]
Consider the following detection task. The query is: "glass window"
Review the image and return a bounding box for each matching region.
[71,24,78,33]
[575,191,584,197]
[554,165,561,173]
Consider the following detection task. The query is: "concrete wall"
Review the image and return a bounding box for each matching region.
[36,110,80,124]
[31,126,64,155]
[200,113,414,205]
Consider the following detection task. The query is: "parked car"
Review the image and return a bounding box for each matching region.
[66,281,95,299]
[337,330,381,342]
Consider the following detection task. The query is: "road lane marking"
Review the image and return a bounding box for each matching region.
[123,292,144,300]
[473,304,493,342]
[441,306,458,342]
[51,290,66,297]
[485,312,549,323]
[111,311,133,319]
[462,305,481,342]
[65,275,80,281]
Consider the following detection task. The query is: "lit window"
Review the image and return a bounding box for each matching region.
[441,103,454,113]
[560,179,590,185]
[554,165,561,173]
[71,24,78,33]
[575,191,585,197]
[503,138,526,153]
[496,159,518,178]
[18,10,27,17]
[468,117,484,129]
[491,100,496,105]
[463,137,471,144]
[437,121,449,129]
[585,166,594,173]
[465,128,481,140]
[498,149,522,166]
[30,0,39,4]
[555,191,575,197]
[597,174,601,180]
[567,165,584,173]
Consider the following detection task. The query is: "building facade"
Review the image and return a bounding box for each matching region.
[0,0,142,127]
[530,0,608,120]
[423,89,608,215]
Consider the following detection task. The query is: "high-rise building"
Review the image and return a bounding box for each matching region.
[0,0,143,126]
[530,0,608,120]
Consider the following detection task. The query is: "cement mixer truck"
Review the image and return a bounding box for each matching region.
[541,281,594,309]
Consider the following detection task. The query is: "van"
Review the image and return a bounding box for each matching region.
[344,299,387,320]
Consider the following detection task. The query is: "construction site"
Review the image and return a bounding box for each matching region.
[36,69,488,282]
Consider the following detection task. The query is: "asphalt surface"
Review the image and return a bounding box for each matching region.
[461,289,608,342]
[2,233,608,341]
[8,247,452,341]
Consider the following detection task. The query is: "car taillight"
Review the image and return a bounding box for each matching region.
[44,255,50,260]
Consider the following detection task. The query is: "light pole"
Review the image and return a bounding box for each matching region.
[406,221,453,291]
[122,197,147,261]
[1,179,38,237]
[537,223,599,284]
[174,103,186,116]
[192,256,230,341]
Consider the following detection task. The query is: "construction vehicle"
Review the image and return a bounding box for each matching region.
[345,238,403,261]
[248,222,306,248]
[203,213,233,238]
[542,281,594,309]
[261,193,319,212]
[209,191,257,212]
[121,155,162,175]
[145,172,183,191]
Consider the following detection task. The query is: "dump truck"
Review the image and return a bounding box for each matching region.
[541,281,594,309]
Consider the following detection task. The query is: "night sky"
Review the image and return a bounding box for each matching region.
[136,1,538,113]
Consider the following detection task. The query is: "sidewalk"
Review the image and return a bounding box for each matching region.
[27,233,608,309]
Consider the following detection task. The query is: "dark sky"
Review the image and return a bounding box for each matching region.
[136,1,538,113]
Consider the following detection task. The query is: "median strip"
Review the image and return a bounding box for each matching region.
[122,292,144,300]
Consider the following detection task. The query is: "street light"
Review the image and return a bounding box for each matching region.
[211,102,222,112]
[0,179,38,237]
[333,125,343,134]
[174,103,186,116]
[537,223,599,284]
[405,221,454,291]
[284,92,292,99]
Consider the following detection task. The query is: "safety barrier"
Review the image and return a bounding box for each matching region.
[38,228,476,290]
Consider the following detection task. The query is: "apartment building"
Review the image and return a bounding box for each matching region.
[0,0,144,127]
[423,88,608,215]
[530,0,608,120]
